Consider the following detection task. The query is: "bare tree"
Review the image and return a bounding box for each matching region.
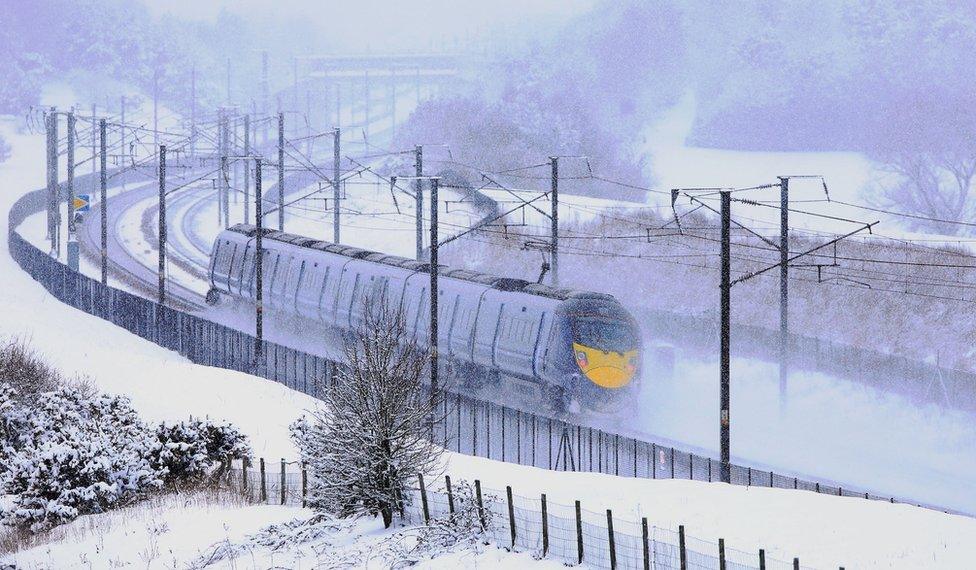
[875,150,976,234]
[292,299,444,528]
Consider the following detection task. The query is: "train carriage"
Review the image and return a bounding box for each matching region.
[207,224,641,413]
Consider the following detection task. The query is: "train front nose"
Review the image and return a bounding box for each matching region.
[573,343,638,389]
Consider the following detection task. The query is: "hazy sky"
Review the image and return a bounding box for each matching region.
[142,0,596,52]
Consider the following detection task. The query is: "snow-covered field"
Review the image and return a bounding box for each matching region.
[6,490,559,569]
[636,351,976,515]
[0,83,976,568]
[3,90,976,568]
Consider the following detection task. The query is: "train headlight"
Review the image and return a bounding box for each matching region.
[575,350,588,368]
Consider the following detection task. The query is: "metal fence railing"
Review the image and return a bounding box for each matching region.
[224,458,817,570]
[7,178,969,518]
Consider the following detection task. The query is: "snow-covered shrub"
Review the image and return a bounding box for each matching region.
[407,480,496,557]
[151,419,251,487]
[1,388,162,531]
[0,382,17,470]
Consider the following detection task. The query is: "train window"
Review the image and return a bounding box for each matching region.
[347,274,362,325]
[226,243,239,289]
[574,318,638,352]
[291,260,306,305]
[234,245,250,294]
[265,252,280,296]
[314,266,332,319]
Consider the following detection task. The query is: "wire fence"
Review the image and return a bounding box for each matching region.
[222,458,817,570]
[6,175,969,519]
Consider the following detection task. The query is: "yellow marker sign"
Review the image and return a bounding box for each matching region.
[73,195,90,213]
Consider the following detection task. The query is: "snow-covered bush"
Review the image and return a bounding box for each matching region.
[407,479,496,557]
[1,387,162,531]
[151,419,251,487]
[0,382,17,470]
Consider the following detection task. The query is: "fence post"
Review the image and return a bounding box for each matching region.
[506,486,516,549]
[633,438,638,477]
[280,458,286,505]
[679,525,687,570]
[652,443,657,478]
[748,468,752,486]
[301,462,307,508]
[607,509,617,569]
[475,479,486,530]
[614,434,619,476]
[242,457,249,495]
[575,500,584,564]
[259,458,267,502]
[793,557,800,570]
[642,517,650,570]
[759,548,766,570]
[418,473,430,524]
[719,538,726,570]
[541,493,549,557]
[445,475,455,514]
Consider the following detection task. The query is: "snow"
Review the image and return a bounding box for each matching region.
[3,490,561,569]
[0,121,317,461]
[634,352,976,515]
[441,454,976,570]
[3,89,975,568]
[638,90,971,249]
[4,492,307,568]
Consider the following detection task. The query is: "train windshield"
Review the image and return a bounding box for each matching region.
[573,318,638,353]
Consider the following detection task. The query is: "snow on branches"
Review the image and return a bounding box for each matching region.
[292,299,444,528]
[1,387,162,531]
[0,382,252,532]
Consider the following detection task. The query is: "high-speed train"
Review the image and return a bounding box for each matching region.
[207,224,641,413]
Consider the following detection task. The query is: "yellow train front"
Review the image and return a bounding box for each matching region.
[544,294,642,414]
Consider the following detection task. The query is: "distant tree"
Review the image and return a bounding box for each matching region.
[291,300,443,528]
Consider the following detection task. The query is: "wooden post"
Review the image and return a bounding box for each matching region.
[475,479,486,530]
[506,486,516,549]
[642,517,650,570]
[719,538,726,570]
[259,458,267,502]
[301,462,307,508]
[679,525,687,570]
[418,473,430,524]
[793,557,800,570]
[280,458,286,505]
[759,549,766,570]
[241,457,249,495]
[541,493,549,557]
[607,509,617,569]
[575,500,584,564]
[445,475,455,514]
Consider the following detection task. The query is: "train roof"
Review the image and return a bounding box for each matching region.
[225,223,616,302]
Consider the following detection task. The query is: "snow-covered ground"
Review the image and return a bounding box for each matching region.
[640,90,976,251]
[636,351,976,515]
[4,89,976,568]
[5,490,560,569]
